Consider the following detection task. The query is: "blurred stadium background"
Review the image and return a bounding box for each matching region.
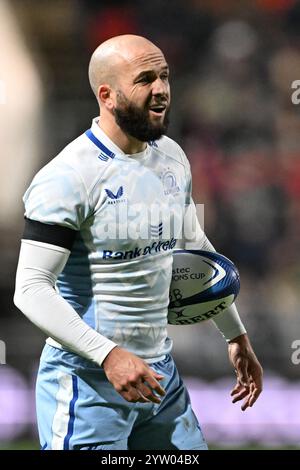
[0,0,300,450]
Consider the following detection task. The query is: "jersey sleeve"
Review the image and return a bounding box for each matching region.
[23,161,91,230]
[14,239,117,366]
[176,147,206,248]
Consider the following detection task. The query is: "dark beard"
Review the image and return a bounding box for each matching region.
[114,91,170,142]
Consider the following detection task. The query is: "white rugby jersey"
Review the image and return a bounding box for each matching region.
[23,117,203,362]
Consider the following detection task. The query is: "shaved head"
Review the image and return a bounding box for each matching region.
[88,35,164,100]
[88,34,170,147]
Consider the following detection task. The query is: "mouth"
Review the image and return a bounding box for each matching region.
[148,104,167,116]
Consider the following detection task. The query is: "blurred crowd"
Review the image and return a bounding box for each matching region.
[1,0,300,381]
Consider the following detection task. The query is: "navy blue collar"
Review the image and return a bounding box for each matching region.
[85,129,115,159]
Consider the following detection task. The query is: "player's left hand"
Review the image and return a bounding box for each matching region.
[228,333,263,411]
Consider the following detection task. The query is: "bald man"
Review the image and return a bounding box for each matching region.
[14,35,263,451]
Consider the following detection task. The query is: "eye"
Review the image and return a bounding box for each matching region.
[160,73,169,81]
[138,77,150,83]
[136,74,152,84]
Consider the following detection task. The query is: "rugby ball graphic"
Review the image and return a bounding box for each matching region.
[168,250,240,325]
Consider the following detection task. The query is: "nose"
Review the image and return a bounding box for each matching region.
[152,77,168,97]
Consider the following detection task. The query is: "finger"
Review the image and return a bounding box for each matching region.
[230,381,242,396]
[232,388,249,404]
[248,385,262,407]
[121,388,151,404]
[241,382,260,411]
[153,372,165,381]
[241,398,251,411]
[118,383,151,403]
[137,382,162,404]
[144,371,166,397]
[241,388,254,411]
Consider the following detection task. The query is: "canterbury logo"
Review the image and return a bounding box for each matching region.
[105,186,124,200]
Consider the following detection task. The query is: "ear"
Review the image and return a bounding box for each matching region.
[98,84,114,110]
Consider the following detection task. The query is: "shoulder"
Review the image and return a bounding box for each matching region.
[26,130,115,196]
[23,131,112,228]
[152,135,190,169]
[51,132,115,191]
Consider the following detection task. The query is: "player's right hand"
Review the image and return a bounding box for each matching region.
[102,346,166,404]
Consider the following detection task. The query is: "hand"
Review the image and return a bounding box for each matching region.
[228,334,263,411]
[102,346,166,404]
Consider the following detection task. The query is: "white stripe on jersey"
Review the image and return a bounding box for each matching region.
[51,372,74,450]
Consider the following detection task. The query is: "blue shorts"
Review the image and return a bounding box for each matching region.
[36,344,208,450]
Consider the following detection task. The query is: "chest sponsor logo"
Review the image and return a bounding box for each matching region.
[102,238,177,260]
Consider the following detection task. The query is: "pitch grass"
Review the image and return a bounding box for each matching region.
[0,441,299,450]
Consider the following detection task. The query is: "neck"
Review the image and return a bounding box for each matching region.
[98,115,147,154]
